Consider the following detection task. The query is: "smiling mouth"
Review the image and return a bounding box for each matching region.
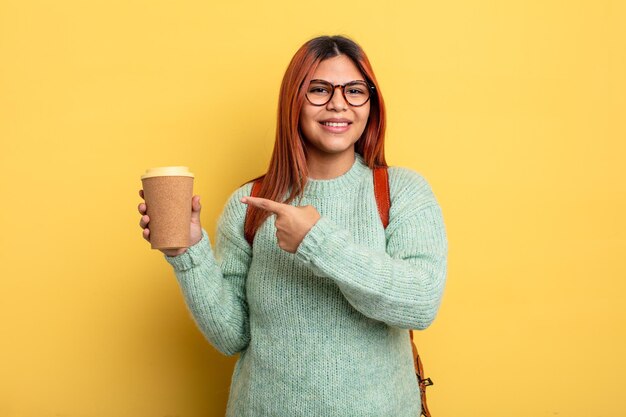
[320,121,350,127]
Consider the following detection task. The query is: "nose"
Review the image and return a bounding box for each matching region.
[326,85,348,111]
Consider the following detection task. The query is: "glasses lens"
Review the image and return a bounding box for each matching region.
[343,81,370,106]
[306,80,333,105]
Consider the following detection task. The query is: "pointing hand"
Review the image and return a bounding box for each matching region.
[241,196,321,253]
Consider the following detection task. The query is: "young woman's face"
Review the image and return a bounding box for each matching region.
[299,55,371,160]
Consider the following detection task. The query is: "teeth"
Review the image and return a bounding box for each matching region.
[322,122,348,127]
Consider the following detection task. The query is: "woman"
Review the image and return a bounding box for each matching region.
[138,35,447,417]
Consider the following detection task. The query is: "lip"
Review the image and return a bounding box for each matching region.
[320,118,352,123]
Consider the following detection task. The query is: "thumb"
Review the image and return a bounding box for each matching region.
[191,195,202,221]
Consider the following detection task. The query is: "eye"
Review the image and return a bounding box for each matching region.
[346,87,365,95]
[308,82,331,95]
[344,83,367,96]
[309,87,329,94]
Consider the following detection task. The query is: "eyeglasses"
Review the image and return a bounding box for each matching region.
[305,79,374,107]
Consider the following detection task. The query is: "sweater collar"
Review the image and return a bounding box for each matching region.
[301,153,369,197]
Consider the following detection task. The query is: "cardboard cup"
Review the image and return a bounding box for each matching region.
[141,166,194,250]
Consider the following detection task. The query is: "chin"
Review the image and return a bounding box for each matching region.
[311,144,355,156]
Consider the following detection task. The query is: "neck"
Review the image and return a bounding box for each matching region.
[306,150,357,180]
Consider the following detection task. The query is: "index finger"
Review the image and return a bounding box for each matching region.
[241,196,288,215]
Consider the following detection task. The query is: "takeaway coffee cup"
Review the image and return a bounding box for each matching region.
[141,166,194,250]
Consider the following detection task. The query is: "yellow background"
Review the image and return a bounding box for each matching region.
[1,0,624,416]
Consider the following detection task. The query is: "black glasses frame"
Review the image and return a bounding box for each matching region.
[305,79,375,107]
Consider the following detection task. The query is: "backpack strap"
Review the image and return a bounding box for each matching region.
[411,326,434,417]
[245,167,434,417]
[373,166,433,417]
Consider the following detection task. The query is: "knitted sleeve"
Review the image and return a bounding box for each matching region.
[164,183,253,355]
[295,168,448,330]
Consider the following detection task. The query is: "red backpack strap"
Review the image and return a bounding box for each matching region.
[411,330,434,417]
[244,180,263,246]
[373,167,433,417]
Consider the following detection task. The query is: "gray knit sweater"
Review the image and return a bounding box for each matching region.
[165,153,448,417]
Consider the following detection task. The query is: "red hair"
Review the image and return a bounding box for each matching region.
[244,35,387,242]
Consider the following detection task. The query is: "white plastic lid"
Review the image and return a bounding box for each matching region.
[141,166,194,180]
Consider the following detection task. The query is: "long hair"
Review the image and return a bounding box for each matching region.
[244,35,387,242]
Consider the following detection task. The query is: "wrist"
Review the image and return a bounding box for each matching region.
[164,229,211,272]
[162,247,188,257]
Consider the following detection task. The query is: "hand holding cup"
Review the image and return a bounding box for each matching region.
[138,166,202,257]
[138,191,202,257]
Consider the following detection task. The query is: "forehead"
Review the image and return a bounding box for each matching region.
[312,55,365,83]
